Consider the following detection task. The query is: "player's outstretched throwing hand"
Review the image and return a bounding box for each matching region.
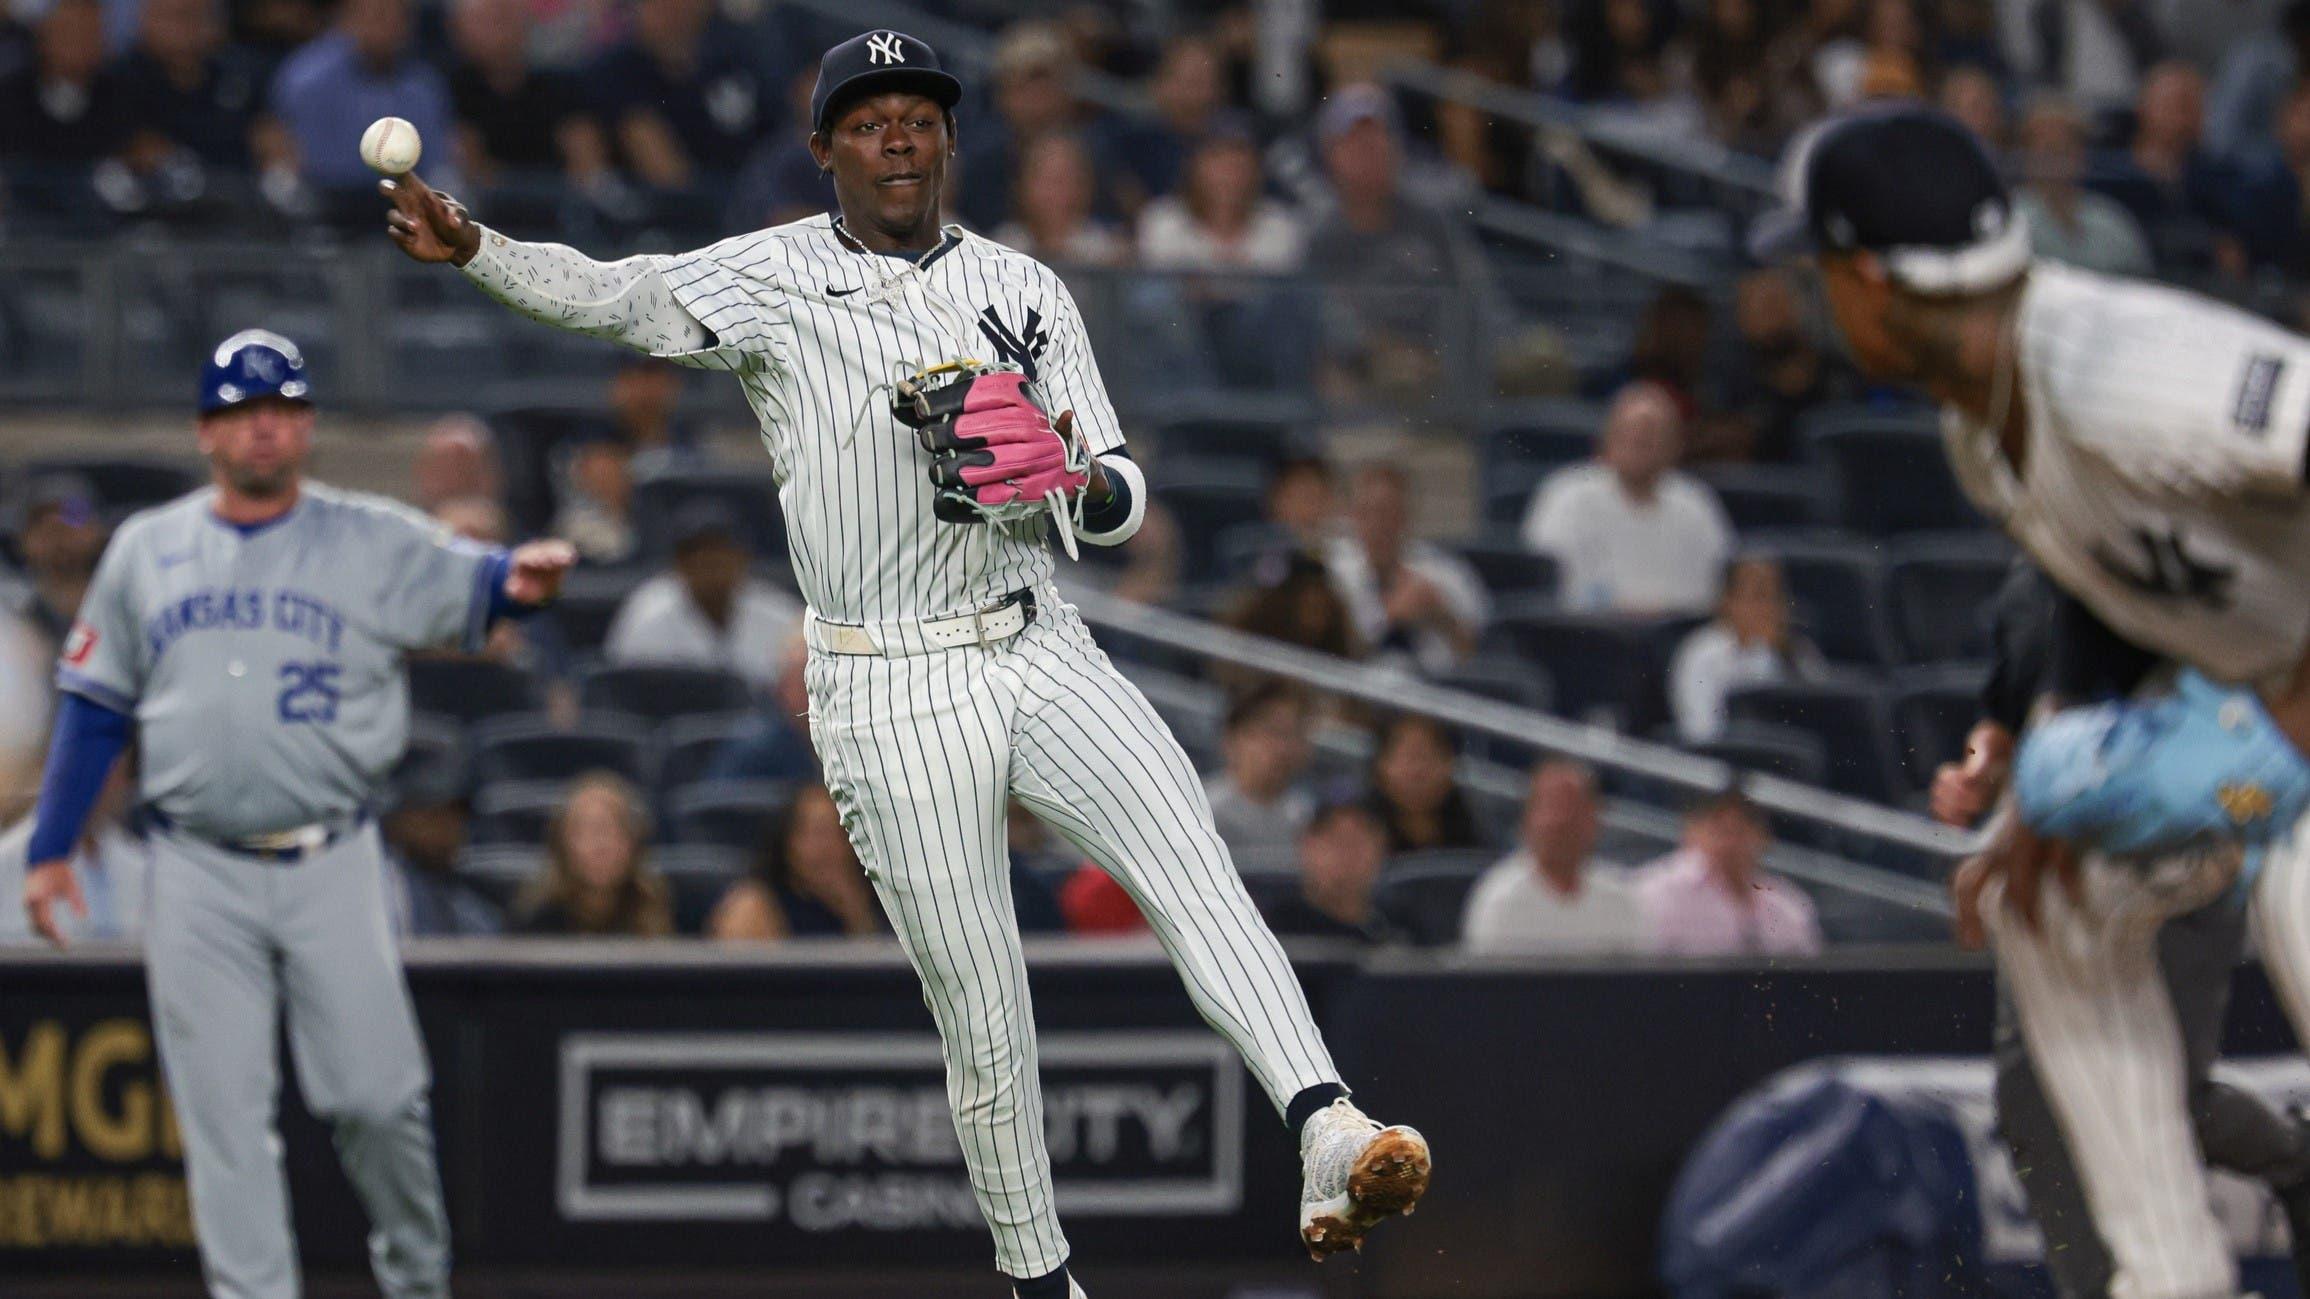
[381,173,479,267]
[504,539,578,606]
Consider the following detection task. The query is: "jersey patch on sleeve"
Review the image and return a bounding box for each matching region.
[62,621,97,668]
[2231,354,2284,437]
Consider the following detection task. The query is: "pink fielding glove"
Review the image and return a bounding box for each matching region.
[913,369,1088,516]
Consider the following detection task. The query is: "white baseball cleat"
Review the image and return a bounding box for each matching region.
[1298,1097,1432,1260]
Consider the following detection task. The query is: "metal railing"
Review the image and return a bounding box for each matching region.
[1063,582,1972,910]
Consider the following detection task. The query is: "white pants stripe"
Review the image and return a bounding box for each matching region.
[806,597,1341,1279]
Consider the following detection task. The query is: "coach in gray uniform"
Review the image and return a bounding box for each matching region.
[19,329,574,1299]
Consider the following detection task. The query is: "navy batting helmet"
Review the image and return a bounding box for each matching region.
[200,329,312,414]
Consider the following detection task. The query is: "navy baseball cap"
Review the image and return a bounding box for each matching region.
[1749,107,2029,294]
[200,328,312,414]
[809,29,963,134]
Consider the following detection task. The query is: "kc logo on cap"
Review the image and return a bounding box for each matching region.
[866,31,906,64]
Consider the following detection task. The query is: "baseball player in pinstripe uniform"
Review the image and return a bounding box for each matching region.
[1757,106,2310,1299]
[17,330,577,1298]
[380,30,1429,1298]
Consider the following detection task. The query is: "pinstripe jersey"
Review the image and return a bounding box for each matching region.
[1942,262,2310,685]
[465,215,1125,624]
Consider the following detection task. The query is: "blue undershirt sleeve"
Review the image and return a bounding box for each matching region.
[27,693,133,864]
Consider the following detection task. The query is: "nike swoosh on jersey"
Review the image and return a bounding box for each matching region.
[827,285,863,297]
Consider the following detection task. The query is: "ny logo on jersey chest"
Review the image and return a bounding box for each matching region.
[978,305,1049,380]
[2089,525,2237,609]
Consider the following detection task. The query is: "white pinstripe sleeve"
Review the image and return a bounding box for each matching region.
[1036,273,1124,456]
[457,228,786,374]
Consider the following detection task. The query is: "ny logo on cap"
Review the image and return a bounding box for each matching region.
[866,31,906,65]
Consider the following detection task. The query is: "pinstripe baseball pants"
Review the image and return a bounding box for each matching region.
[805,589,1342,1279]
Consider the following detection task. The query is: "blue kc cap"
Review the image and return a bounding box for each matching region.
[200,329,312,414]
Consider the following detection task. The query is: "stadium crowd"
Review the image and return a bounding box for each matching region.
[8,0,2310,956]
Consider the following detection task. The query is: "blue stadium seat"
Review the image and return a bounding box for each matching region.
[406,656,541,726]
[1373,853,1495,946]
[548,566,644,655]
[456,844,542,904]
[1484,472,1546,531]
[1693,465,1829,533]
[485,405,617,536]
[1807,411,1982,535]
[1452,535,1558,600]
[471,713,653,787]
[470,780,567,846]
[579,663,754,719]
[1886,536,2012,664]
[1889,664,1990,795]
[1763,538,1895,667]
[667,779,794,850]
[1726,677,1902,803]
[655,715,754,803]
[1438,653,1555,711]
[1157,472,1268,584]
[1485,604,1678,731]
[1689,721,1830,787]
[654,845,749,935]
[1146,414,1308,471]
[20,456,202,516]
[631,466,786,564]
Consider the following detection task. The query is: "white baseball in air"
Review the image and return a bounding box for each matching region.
[360,116,422,175]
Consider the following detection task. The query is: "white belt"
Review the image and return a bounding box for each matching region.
[806,590,1038,658]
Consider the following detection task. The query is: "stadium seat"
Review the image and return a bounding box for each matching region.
[631,466,786,563]
[655,714,755,801]
[1693,465,1829,533]
[1373,852,1494,946]
[1726,677,1902,803]
[1437,653,1555,712]
[1157,473,1268,584]
[396,713,469,797]
[654,844,750,934]
[1764,538,1895,667]
[1146,414,1307,471]
[471,713,653,787]
[1486,604,1678,731]
[1807,412,1982,535]
[470,780,568,846]
[1889,664,1990,795]
[548,566,645,655]
[486,406,617,536]
[1484,471,1546,531]
[457,845,543,905]
[1886,536,2012,664]
[406,656,542,726]
[667,779,793,850]
[1451,536,1559,600]
[21,455,201,515]
[1688,721,1829,787]
[579,663,754,718]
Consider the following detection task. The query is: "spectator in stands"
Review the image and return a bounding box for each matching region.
[446,0,609,191]
[2013,93,2157,276]
[382,754,501,937]
[1138,122,1304,273]
[1634,786,1820,957]
[2208,0,2310,156]
[1935,1,2012,82]
[1693,0,1781,154]
[1258,798,1394,943]
[1262,455,1337,558]
[1362,713,1483,855]
[991,131,1127,266]
[608,355,700,464]
[1001,801,1068,935]
[1668,555,1827,743]
[0,0,128,173]
[708,784,882,941]
[2091,61,2245,274]
[2224,78,2310,274]
[1218,551,1362,689]
[706,635,816,784]
[0,758,148,944]
[1059,865,1147,935]
[10,473,105,652]
[0,612,49,818]
[1112,33,1229,211]
[412,416,504,514]
[1522,382,1734,615]
[114,0,263,176]
[1203,682,1316,874]
[958,22,1088,231]
[550,431,638,565]
[2030,0,2170,117]
[1304,84,1482,403]
[432,494,509,546]
[513,771,674,937]
[1566,0,1677,106]
[1706,267,1857,463]
[587,0,760,194]
[1461,760,1640,956]
[1326,463,1488,675]
[726,66,828,231]
[603,502,801,692]
[260,0,455,206]
[1599,286,1714,419]
[1937,62,2009,149]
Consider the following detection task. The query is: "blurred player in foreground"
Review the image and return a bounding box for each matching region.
[379,28,1427,1299]
[20,330,574,1298]
[1757,105,2310,1299]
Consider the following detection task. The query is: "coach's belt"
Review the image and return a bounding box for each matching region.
[151,810,366,863]
[808,588,1039,658]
